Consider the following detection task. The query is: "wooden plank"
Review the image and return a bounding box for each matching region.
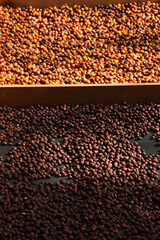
[0,84,160,106]
[0,0,159,8]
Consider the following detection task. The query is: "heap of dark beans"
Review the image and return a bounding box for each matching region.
[0,103,160,240]
[0,1,160,84]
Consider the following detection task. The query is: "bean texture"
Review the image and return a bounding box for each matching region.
[0,103,160,239]
[0,1,159,84]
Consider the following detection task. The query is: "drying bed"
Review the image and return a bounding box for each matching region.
[0,1,159,85]
[0,0,160,106]
[0,2,160,239]
[0,103,160,239]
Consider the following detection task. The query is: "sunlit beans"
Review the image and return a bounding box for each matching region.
[0,1,159,84]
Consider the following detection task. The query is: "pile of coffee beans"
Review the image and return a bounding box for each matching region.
[0,103,160,239]
[0,1,159,84]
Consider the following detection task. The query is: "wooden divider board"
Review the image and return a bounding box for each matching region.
[0,0,160,106]
[0,0,159,8]
[0,84,159,106]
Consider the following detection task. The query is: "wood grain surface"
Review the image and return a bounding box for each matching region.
[0,84,159,106]
[0,0,159,8]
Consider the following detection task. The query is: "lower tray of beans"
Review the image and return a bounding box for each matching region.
[0,1,159,84]
[0,103,160,240]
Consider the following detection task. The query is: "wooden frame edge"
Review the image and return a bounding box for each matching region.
[0,0,159,8]
[0,84,160,106]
